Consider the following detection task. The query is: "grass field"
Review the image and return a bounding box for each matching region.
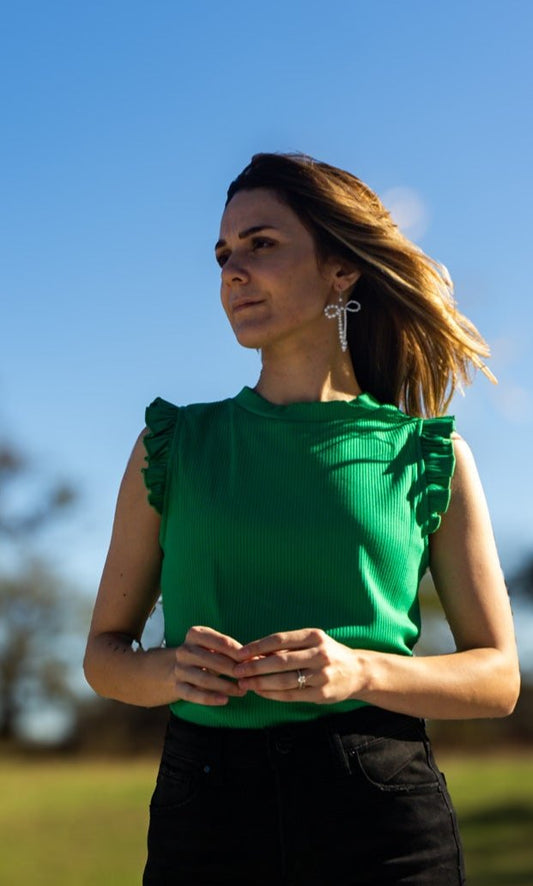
[0,754,532,884]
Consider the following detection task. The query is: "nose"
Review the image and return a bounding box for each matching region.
[220,252,249,285]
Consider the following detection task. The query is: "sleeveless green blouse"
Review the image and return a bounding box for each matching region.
[143,387,455,729]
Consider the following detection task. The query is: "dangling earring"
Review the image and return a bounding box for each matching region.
[324,293,361,352]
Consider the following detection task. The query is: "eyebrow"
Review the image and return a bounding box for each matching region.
[214,225,278,252]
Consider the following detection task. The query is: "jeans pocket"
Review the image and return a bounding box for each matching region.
[344,728,441,794]
[149,751,209,813]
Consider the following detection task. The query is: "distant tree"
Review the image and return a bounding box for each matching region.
[0,439,80,742]
[0,563,83,740]
[0,443,75,538]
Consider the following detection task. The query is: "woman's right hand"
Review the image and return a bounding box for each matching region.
[168,625,247,705]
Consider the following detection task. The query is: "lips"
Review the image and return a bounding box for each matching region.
[231,298,264,314]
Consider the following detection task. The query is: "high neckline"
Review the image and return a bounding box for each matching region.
[234,386,383,422]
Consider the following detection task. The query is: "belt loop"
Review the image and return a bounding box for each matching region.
[324,716,352,776]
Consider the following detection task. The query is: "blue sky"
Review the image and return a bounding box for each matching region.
[1,0,532,611]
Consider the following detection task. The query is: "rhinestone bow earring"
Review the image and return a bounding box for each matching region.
[324,293,361,352]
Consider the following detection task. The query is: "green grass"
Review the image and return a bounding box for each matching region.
[440,754,533,885]
[0,758,157,885]
[0,754,532,884]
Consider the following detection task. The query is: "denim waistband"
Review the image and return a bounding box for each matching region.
[164,706,425,770]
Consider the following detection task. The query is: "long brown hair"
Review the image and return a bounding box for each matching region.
[226,152,494,417]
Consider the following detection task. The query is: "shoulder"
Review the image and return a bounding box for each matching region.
[129,429,151,468]
[110,430,162,531]
[121,430,152,494]
[450,431,477,491]
[146,394,235,421]
[143,395,230,445]
[432,431,492,541]
[449,432,482,499]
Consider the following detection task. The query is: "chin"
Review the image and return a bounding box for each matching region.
[231,323,269,351]
[234,334,265,351]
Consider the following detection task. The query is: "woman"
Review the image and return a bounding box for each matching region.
[84,153,520,885]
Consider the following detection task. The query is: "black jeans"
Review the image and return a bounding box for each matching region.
[143,707,465,885]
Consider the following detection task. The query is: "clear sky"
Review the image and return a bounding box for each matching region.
[1,0,532,609]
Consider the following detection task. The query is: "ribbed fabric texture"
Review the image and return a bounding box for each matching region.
[143,387,455,729]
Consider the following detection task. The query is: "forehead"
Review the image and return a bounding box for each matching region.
[219,188,304,240]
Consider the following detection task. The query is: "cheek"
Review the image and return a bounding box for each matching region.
[287,270,329,317]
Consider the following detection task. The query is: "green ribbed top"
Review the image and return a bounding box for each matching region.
[143,387,455,729]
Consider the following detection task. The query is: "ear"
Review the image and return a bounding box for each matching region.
[333,265,361,294]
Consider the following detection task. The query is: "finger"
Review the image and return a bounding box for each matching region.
[178,644,243,678]
[233,649,314,678]
[236,628,326,661]
[177,664,246,698]
[175,681,231,706]
[186,625,244,659]
[237,669,312,693]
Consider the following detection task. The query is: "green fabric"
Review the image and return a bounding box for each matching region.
[143,387,455,729]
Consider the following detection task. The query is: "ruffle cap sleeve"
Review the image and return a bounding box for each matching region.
[142,397,179,515]
[419,416,456,534]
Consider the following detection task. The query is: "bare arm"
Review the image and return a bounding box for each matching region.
[234,437,521,719]
[358,434,520,718]
[83,433,245,708]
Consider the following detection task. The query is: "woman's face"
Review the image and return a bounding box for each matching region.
[216,188,344,354]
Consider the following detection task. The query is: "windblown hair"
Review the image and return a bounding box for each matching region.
[226,152,495,417]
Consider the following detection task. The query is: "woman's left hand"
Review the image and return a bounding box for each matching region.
[233,628,366,703]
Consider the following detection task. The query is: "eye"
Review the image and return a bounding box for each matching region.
[215,251,229,267]
[251,237,274,251]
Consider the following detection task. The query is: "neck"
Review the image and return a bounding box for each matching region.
[254,343,362,405]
